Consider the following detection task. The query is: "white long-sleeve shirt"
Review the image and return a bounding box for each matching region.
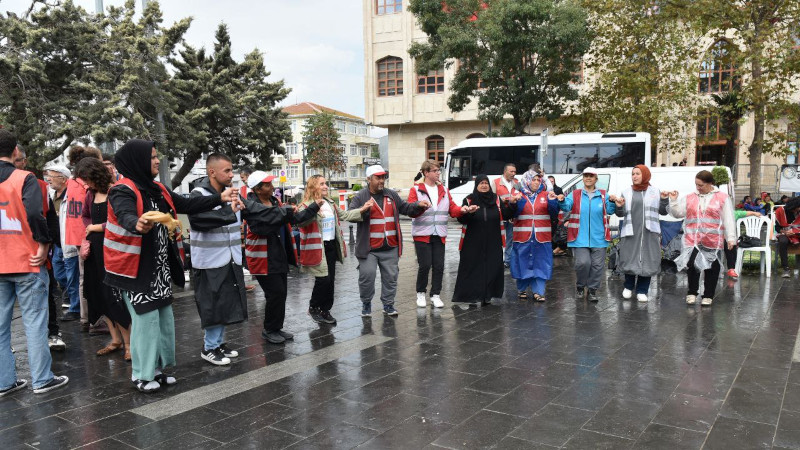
[669,187,736,245]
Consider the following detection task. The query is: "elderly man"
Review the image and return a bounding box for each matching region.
[349,165,430,316]
[493,163,521,266]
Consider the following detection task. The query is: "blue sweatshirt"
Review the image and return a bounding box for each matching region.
[558,189,616,248]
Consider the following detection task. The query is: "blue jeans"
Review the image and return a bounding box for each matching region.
[504,222,513,264]
[516,277,546,295]
[624,274,651,295]
[204,325,225,351]
[0,268,54,390]
[51,246,80,313]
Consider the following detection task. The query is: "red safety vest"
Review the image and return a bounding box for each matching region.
[512,191,552,243]
[775,206,800,245]
[0,170,39,274]
[566,189,611,243]
[244,198,298,275]
[459,197,506,251]
[104,178,182,279]
[37,179,49,216]
[369,197,398,249]
[64,177,88,246]
[297,201,347,267]
[493,177,517,202]
[683,191,728,250]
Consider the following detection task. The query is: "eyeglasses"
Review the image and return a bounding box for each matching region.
[44,175,66,180]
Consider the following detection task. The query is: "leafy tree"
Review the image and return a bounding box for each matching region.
[710,91,747,168]
[168,24,292,187]
[302,112,345,178]
[408,0,592,135]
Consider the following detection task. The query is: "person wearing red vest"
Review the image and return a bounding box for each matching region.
[408,160,466,308]
[509,170,559,302]
[775,198,800,278]
[453,175,513,306]
[668,170,736,306]
[493,163,520,266]
[106,140,235,393]
[295,175,372,325]
[557,167,617,302]
[239,171,319,343]
[349,165,429,317]
[0,129,69,396]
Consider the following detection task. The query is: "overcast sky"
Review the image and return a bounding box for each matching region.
[1,0,369,119]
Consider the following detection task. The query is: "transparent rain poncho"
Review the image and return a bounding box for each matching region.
[674,194,725,272]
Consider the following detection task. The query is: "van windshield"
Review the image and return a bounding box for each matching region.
[447,145,539,190]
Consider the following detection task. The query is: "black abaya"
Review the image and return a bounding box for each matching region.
[452,198,512,303]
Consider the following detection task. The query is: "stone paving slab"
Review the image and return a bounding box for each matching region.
[4,222,800,449]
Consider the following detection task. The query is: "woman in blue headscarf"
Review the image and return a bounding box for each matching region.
[509,170,559,301]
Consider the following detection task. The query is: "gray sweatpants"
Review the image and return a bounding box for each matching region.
[358,250,400,307]
[573,247,606,290]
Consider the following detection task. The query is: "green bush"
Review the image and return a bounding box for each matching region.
[712,166,730,186]
[352,183,362,191]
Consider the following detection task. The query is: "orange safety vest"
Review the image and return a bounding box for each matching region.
[512,191,552,243]
[297,201,347,267]
[683,191,728,250]
[244,198,298,275]
[493,177,517,202]
[0,170,40,274]
[64,177,88,246]
[369,197,398,249]
[104,178,182,279]
[565,189,611,243]
[459,197,506,251]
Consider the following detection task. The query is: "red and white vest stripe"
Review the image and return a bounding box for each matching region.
[512,191,552,243]
[410,184,450,237]
[369,197,398,249]
[566,189,611,243]
[683,191,727,250]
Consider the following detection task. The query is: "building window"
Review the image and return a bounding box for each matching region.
[426,135,445,163]
[376,0,402,15]
[349,166,359,178]
[306,167,319,178]
[350,144,358,156]
[377,56,403,97]
[699,41,737,94]
[285,142,298,156]
[289,120,297,132]
[360,145,370,156]
[466,133,485,139]
[288,166,298,179]
[417,69,444,94]
[696,110,725,142]
[347,123,357,134]
[358,125,368,135]
[335,121,346,132]
[272,168,281,177]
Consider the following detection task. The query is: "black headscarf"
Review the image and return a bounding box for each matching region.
[467,174,497,207]
[114,139,161,196]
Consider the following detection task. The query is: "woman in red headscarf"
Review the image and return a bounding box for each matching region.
[610,165,669,302]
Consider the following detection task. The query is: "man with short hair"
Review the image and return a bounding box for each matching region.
[188,153,249,366]
[493,163,521,266]
[349,165,429,316]
[0,129,69,396]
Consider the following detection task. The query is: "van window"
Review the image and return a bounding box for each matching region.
[563,174,611,196]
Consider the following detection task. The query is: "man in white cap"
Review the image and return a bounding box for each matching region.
[348,165,430,316]
[555,167,616,301]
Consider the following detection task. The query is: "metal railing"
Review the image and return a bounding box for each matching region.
[732,164,779,194]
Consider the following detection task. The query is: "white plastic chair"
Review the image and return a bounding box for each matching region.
[735,215,772,277]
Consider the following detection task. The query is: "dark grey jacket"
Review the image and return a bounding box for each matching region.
[348,188,425,259]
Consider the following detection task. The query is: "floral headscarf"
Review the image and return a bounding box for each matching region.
[519,169,545,197]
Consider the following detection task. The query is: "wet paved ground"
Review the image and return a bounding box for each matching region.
[5,221,800,449]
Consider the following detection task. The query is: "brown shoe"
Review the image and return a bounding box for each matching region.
[96,342,123,356]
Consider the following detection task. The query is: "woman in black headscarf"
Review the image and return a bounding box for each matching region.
[452,175,514,305]
[105,139,236,393]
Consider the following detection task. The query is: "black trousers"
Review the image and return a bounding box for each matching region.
[414,239,445,295]
[256,273,288,332]
[724,246,737,269]
[778,235,794,269]
[309,241,337,312]
[687,249,721,298]
[47,266,59,336]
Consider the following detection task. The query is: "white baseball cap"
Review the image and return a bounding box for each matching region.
[44,164,71,178]
[582,167,598,175]
[247,170,276,189]
[366,164,388,178]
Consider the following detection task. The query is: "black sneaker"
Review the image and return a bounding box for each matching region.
[319,310,337,324]
[61,312,80,322]
[0,379,27,397]
[219,343,238,358]
[576,286,585,298]
[200,348,231,366]
[262,330,286,344]
[308,307,325,324]
[278,330,294,340]
[33,375,69,394]
[587,289,599,302]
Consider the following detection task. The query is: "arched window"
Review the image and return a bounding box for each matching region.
[426,135,445,163]
[377,56,404,97]
[466,133,485,139]
[376,0,402,15]
[417,69,444,94]
[699,41,737,94]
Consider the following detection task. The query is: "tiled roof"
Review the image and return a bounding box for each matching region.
[282,102,363,121]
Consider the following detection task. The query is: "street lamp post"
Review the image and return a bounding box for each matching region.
[301,138,307,186]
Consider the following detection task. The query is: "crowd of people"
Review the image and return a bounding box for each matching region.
[2,130,799,397]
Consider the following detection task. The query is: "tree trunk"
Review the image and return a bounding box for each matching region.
[171,151,202,189]
[748,106,765,199]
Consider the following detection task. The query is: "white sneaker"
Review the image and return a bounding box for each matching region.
[416,292,426,308]
[622,288,632,299]
[636,294,648,303]
[686,295,697,305]
[701,297,713,306]
[48,335,66,351]
[431,295,444,308]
